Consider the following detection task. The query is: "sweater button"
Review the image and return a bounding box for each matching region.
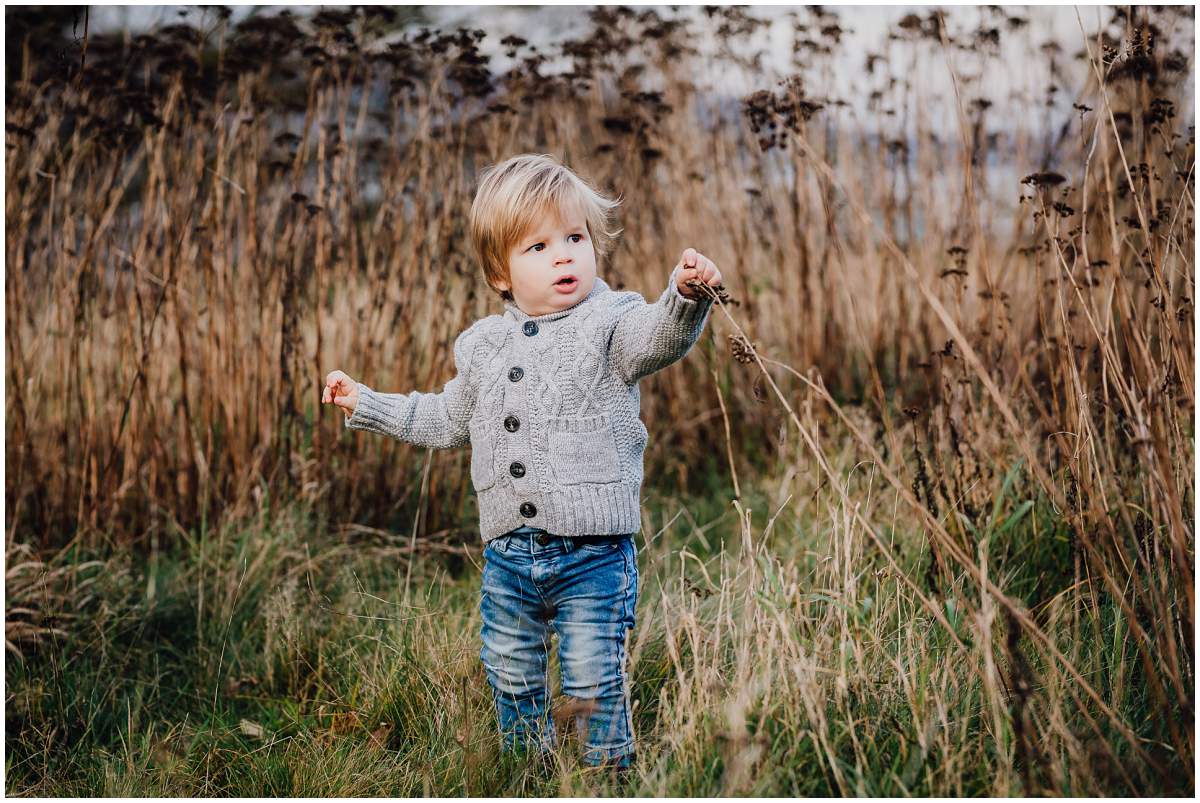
[509,461,525,478]
[508,367,524,382]
[536,534,550,545]
[519,502,537,518]
[523,321,539,336]
[504,415,520,432]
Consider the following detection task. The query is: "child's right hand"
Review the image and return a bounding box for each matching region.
[323,370,360,418]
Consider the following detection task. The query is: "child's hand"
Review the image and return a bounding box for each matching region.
[675,248,723,299]
[322,370,360,418]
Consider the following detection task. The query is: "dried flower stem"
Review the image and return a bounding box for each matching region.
[706,284,1156,778]
[711,368,741,500]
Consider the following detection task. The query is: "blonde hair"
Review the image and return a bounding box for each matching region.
[469,153,622,302]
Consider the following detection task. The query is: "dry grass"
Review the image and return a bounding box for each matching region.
[4,4,1193,796]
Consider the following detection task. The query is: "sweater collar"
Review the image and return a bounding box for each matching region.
[502,276,610,324]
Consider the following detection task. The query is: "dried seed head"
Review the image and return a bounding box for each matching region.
[1021,171,1067,189]
[728,333,757,364]
[685,277,736,305]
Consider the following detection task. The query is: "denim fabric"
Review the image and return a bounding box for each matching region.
[479,529,639,767]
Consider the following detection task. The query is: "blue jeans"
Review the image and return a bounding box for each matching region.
[479,526,639,768]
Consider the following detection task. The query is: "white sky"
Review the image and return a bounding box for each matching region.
[83,4,1193,136]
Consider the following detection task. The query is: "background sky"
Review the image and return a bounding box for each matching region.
[82,4,1194,143]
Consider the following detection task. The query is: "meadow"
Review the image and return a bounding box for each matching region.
[4,5,1195,795]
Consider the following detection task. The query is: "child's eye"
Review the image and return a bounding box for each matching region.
[529,243,544,252]
[569,233,584,243]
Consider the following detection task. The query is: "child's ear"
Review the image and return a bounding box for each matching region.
[489,280,512,301]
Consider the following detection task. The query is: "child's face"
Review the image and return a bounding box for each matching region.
[498,204,597,316]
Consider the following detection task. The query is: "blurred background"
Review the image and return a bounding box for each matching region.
[6,3,1192,542]
[4,4,1194,796]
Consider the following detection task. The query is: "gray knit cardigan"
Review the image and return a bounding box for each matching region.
[344,265,714,543]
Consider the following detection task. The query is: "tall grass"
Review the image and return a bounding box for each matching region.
[5,4,1194,795]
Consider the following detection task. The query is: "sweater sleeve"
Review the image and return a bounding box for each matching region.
[342,325,478,449]
[607,265,714,385]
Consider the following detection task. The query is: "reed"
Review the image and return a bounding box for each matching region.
[5,4,1193,795]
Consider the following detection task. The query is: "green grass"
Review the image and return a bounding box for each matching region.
[4,470,1190,796]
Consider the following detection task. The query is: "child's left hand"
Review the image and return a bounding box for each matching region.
[675,248,723,299]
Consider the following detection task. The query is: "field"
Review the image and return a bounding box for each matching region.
[4,5,1195,796]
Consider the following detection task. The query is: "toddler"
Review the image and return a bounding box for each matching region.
[322,153,722,770]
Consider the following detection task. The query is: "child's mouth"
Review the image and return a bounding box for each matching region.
[553,277,578,293]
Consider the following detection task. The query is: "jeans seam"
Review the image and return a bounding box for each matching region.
[577,542,619,554]
[582,740,635,760]
[621,539,634,626]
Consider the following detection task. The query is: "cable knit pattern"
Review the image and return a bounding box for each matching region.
[344,265,713,543]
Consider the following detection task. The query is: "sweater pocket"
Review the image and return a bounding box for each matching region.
[469,421,497,491]
[547,414,622,485]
